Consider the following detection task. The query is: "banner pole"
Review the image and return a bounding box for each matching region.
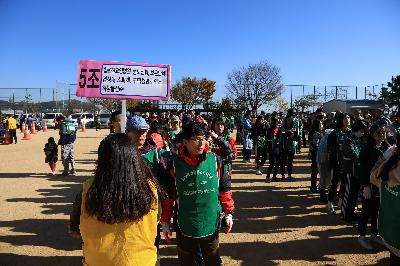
[121,99,127,133]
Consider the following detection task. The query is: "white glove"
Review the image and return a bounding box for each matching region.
[161,221,173,242]
[383,145,397,160]
[209,130,219,139]
[363,186,371,200]
[224,214,233,234]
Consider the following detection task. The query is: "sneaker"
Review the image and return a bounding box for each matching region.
[358,236,374,250]
[342,218,358,225]
[256,169,262,175]
[265,177,271,183]
[61,172,69,176]
[319,192,328,203]
[370,234,385,246]
[327,201,336,214]
[70,169,76,175]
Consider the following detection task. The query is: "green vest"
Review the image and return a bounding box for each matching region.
[294,117,302,137]
[337,129,348,166]
[211,134,233,175]
[142,148,170,177]
[281,128,296,151]
[174,153,222,238]
[346,134,364,178]
[64,121,77,135]
[379,181,400,250]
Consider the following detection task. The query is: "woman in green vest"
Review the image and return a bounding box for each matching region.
[341,120,367,223]
[280,114,297,181]
[358,125,388,250]
[161,122,235,266]
[266,117,282,182]
[371,145,400,265]
[210,117,238,179]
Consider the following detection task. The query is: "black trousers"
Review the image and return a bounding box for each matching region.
[358,196,380,236]
[310,150,318,188]
[340,172,360,221]
[267,150,280,177]
[8,129,17,143]
[280,150,295,177]
[297,136,302,153]
[328,166,344,202]
[176,229,221,266]
[243,148,251,161]
[256,146,268,169]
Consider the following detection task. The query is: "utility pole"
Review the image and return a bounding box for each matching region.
[39,88,42,113]
[290,87,293,109]
[356,86,358,99]
[313,85,316,112]
[68,85,71,113]
[13,89,15,115]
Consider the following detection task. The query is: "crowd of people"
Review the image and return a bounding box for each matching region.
[1,113,45,144]
[304,108,399,264]
[69,110,236,266]
[61,107,400,265]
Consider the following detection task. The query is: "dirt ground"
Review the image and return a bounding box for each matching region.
[0,129,390,265]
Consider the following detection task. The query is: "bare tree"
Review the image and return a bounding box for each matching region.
[226,60,283,113]
[293,94,322,112]
[272,96,289,112]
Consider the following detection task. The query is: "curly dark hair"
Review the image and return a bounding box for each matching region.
[85,133,163,224]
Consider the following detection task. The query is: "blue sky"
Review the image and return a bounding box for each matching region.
[0,0,399,103]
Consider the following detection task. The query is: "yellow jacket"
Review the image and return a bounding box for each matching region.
[6,117,17,130]
[80,177,158,266]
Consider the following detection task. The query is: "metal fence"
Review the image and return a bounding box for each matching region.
[284,84,383,105]
[0,82,385,114]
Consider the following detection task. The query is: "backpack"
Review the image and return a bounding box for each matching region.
[64,121,77,135]
[316,129,334,166]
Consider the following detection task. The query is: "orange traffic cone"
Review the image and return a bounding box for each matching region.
[42,121,48,132]
[3,129,10,145]
[31,121,37,134]
[22,124,31,140]
[21,122,26,133]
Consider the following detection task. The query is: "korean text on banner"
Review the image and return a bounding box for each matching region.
[76,60,171,100]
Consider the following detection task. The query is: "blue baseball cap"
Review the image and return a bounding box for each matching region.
[126,115,149,131]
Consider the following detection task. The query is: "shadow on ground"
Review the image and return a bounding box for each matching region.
[161,146,390,265]
[0,254,81,266]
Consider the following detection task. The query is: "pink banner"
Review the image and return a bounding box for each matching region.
[76,60,171,100]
